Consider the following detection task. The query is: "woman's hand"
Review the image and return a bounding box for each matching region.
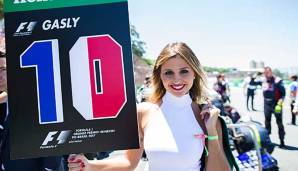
[200,103,220,135]
[68,154,89,171]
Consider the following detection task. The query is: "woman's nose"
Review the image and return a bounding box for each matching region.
[172,73,182,83]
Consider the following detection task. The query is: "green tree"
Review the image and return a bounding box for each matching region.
[203,66,231,74]
[130,25,146,57]
[143,58,155,66]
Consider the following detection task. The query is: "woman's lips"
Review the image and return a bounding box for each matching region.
[170,84,185,91]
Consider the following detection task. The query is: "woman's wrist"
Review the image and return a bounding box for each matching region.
[206,135,218,141]
[88,160,98,170]
[206,127,217,136]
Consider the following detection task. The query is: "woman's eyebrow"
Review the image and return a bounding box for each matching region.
[162,68,173,71]
[162,67,190,71]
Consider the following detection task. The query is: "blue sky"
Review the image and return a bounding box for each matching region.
[128,0,298,69]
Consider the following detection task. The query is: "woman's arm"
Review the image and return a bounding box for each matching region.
[68,149,143,171]
[200,105,230,171]
[68,102,151,171]
[205,119,230,171]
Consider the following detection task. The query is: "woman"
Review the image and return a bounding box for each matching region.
[68,42,232,171]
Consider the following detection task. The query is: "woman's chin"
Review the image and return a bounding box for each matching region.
[169,90,187,97]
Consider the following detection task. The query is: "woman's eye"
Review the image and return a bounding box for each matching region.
[164,71,174,75]
[180,69,189,74]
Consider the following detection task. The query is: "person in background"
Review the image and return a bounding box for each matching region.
[137,76,152,103]
[292,88,298,115]
[0,52,7,171]
[262,67,286,148]
[220,74,231,103]
[68,42,235,171]
[243,73,262,111]
[0,51,7,132]
[213,74,229,103]
[289,75,298,125]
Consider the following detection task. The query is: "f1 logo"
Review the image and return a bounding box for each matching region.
[16,22,37,33]
[42,130,72,146]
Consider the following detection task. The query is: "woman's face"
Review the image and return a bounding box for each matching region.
[160,56,195,97]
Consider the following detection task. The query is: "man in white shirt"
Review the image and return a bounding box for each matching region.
[289,75,298,125]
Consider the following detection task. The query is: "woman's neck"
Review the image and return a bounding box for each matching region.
[162,92,192,108]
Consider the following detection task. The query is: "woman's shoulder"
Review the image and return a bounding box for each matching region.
[137,101,160,115]
[137,102,160,132]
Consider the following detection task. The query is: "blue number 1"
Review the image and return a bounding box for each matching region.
[20,40,63,124]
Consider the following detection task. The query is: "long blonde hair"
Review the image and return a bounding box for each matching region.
[150,42,208,103]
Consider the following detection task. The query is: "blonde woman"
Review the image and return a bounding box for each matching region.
[68,42,236,171]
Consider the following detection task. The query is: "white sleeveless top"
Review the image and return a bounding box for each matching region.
[144,92,204,171]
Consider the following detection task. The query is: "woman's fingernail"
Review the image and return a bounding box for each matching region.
[80,163,85,168]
